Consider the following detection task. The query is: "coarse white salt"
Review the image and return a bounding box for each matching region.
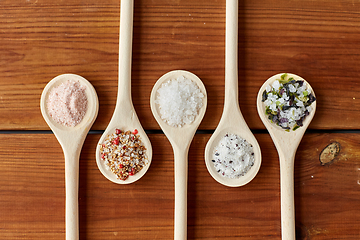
[155,75,204,127]
[212,133,255,179]
[47,80,88,127]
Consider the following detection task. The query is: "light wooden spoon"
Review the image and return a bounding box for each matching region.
[95,0,152,184]
[204,0,261,187]
[150,70,207,240]
[256,73,317,240]
[40,73,99,240]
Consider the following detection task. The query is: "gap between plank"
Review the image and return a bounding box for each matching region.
[0,129,359,134]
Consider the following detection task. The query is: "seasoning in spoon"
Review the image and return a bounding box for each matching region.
[212,133,255,179]
[47,80,88,127]
[155,75,205,127]
[99,129,147,180]
[261,73,316,131]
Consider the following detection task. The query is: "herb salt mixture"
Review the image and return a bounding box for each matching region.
[212,133,255,179]
[99,129,147,180]
[262,73,316,131]
[155,75,204,127]
[47,80,88,127]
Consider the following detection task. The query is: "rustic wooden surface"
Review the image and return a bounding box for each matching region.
[1,134,360,239]
[1,0,360,239]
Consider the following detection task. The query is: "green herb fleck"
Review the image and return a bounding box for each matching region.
[293,124,300,131]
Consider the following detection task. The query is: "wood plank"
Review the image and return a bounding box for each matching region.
[0,133,359,239]
[1,0,360,130]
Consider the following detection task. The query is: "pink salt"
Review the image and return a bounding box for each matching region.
[47,80,88,127]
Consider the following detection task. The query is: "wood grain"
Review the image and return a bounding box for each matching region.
[1,0,360,130]
[1,0,360,239]
[1,133,359,239]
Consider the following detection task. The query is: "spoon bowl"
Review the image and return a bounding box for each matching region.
[95,0,152,184]
[204,0,261,187]
[96,123,152,184]
[256,73,316,240]
[150,70,207,240]
[205,125,261,187]
[40,73,99,240]
[150,70,207,144]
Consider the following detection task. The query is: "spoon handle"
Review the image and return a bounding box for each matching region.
[64,149,81,240]
[225,0,239,107]
[173,146,188,240]
[117,0,134,105]
[279,153,296,240]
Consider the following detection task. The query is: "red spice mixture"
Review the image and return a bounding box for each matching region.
[99,129,147,180]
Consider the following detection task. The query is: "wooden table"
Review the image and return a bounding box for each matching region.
[1,0,360,239]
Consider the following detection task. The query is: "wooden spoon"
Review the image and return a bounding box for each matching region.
[40,73,99,240]
[204,0,261,187]
[95,0,152,184]
[256,73,317,240]
[150,70,207,240]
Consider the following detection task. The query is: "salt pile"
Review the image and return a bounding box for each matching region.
[212,133,255,179]
[47,80,88,127]
[262,74,316,131]
[155,75,204,127]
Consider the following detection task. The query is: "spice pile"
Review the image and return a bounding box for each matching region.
[262,73,316,131]
[155,75,204,127]
[99,129,147,180]
[212,133,255,179]
[47,80,88,127]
